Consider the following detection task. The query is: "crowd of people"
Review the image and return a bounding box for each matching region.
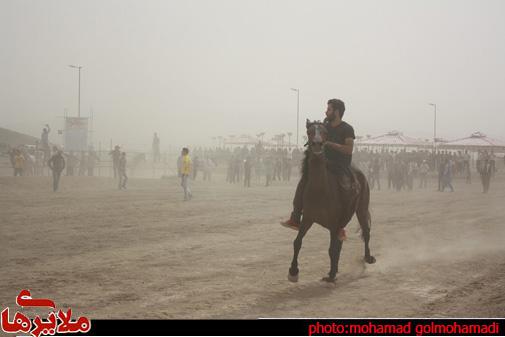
[7,145,102,178]
[352,148,500,193]
[180,144,304,188]
[3,124,504,196]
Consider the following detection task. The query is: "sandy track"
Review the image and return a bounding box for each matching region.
[1,173,504,318]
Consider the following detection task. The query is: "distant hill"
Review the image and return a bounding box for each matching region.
[0,127,39,148]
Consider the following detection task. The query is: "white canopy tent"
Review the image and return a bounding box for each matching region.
[441,132,505,151]
[356,131,429,150]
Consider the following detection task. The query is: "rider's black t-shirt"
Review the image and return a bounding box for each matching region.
[324,121,355,168]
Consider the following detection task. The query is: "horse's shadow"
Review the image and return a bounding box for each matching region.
[248,261,370,317]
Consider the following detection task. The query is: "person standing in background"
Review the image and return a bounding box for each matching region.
[152,133,160,163]
[109,145,121,178]
[180,148,192,201]
[118,152,128,190]
[41,124,51,164]
[418,160,429,188]
[244,155,252,187]
[48,150,65,191]
[65,151,78,176]
[87,149,100,176]
[463,150,471,184]
[13,149,25,176]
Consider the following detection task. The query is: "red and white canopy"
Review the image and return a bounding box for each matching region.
[442,132,505,149]
[357,131,426,147]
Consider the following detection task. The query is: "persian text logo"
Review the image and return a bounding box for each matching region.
[1,289,91,337]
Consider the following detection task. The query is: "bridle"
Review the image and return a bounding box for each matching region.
[307,122,326,155]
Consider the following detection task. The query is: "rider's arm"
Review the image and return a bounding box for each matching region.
[324,138,354,155]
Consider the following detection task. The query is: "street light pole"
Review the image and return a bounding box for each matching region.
[290,88,300,147]
[69,65,83,117]
[429,103,437,152]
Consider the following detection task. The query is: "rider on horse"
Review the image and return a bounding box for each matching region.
[281,98,357,231]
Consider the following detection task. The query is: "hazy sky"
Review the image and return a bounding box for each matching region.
[1,0,504,150]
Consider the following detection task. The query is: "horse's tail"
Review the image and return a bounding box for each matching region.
[355,169,371,242]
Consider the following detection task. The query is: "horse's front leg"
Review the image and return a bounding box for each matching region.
[322,227,343,283]
[362,225,376,264]
[288,220,312,282]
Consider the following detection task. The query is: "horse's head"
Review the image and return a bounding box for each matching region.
[306,119,327,157]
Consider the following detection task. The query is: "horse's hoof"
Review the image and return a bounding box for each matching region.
[288,273,299,283]
[321,276,336,284]
[365,255,376,264]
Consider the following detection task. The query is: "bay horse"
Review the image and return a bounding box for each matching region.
[288,120,376,283]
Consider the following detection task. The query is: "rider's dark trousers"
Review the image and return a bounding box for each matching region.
[290,175,307,222]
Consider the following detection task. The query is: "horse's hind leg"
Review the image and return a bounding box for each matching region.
[356,175,376,264]
[288,220,312,282]
[356,209,376,264]
[323,228,343,283]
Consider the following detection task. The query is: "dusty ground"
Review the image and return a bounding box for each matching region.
[1,170,504,318]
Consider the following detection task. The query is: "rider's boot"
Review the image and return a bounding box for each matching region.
[281,211,301,231]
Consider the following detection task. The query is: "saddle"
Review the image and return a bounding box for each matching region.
[326,162,361,195]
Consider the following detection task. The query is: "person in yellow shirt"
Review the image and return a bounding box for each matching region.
[180,147,192,201]
[13,149,25,176]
